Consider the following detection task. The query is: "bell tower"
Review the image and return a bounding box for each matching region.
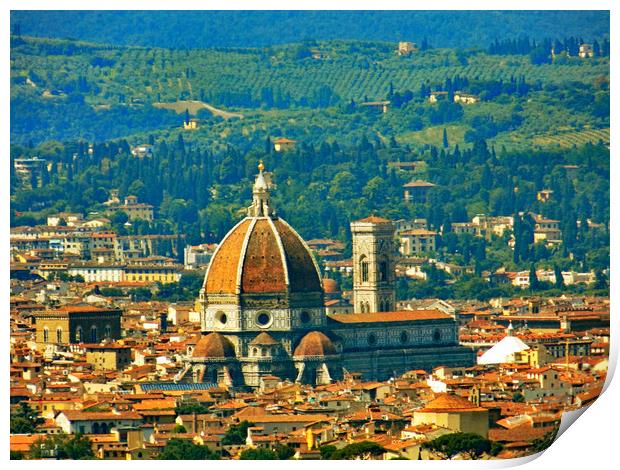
[350,216,396,313]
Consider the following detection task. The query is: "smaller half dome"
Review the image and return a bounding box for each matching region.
[193,332,236,359]
[249,332,280,346]
[294,331,337,358]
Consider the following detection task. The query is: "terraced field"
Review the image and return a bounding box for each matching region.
[532,128,610,147]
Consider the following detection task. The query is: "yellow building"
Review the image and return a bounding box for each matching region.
[400,229,438,255]
[273,138,297,152]
[124,263,182,283]
[121,196,154,221]
[412,393,489,437]
[84,343,133,371]
[183,118,200,130]
[398,41,417,55]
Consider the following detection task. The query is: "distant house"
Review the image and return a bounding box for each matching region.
[428,91,448,103]
[453,92,480,104]
[402,180,436,203]
[579,44,594,58]
[360,100,391,113]
[121,196,154,222]
[533,215,562,244]
[537,189,554,203]
[400,229,439,256]
[273,138,297,152]
[183,118,200,130]
[130,144,153,158]
[398,41,418,56]
[388,161,421,172]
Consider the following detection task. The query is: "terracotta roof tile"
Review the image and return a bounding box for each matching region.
[329,310,451,324]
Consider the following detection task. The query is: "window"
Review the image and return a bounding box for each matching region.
[300,311,311,323]
[216,311,227,325]
[56,328,63,343]
[368,333,377,345]
[400,331,409,344]
[91,325,98,343]
[256,312,271,327]
[75,326,83,342]
[433,330,441,342]
[360,257,369,283]
[104,325,112,339]
[43,327,49,343]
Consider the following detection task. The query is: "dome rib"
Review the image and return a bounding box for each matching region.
[273,219,322,292]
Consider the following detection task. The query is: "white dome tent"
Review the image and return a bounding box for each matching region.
[477,322,530,365]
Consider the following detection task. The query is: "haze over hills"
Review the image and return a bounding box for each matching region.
[10,10,610,49]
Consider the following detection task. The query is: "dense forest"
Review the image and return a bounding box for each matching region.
[10,11,609,49]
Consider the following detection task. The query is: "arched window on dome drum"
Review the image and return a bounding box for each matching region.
[360,256,369,283]
[104,324,112,339]
[91,326,98,343]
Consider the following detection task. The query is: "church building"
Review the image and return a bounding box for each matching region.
[184,162,474,388]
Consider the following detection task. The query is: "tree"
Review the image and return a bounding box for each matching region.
[222,421,253,446]
[421,432,493,460]
[327,441,386,460]
[273,443,295,460]
[442,127,449,148]
[554,264,564,288]
[173,424,187,433]
[30,433,95,460]
[159,438,219,460]
[11,402,43,434]
[529,264,540,291]
[531,427,559,453]
[239,447,279,460]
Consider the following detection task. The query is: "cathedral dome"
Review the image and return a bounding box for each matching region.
[192,332,236,359]
[323,278,340,294]
[203,163,322,298]
[294,331,337,358]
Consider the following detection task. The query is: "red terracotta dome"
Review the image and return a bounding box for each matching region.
[192,332,236,359]
[204,217,322,296]
[249,332,280,346]
[323,278,340,294]
[294,331,337,358]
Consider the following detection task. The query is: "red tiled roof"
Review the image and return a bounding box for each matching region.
[329,310,451,324]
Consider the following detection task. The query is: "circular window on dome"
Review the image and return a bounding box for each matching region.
[300,311,311,324]
[216,311,227,325]
[433,329,442,342]
[368,333,377,345]
[256,312,272,327]
[400,331,409,344]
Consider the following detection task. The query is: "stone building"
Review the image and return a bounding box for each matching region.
[33,306,122,349]
[185,163,474,388]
